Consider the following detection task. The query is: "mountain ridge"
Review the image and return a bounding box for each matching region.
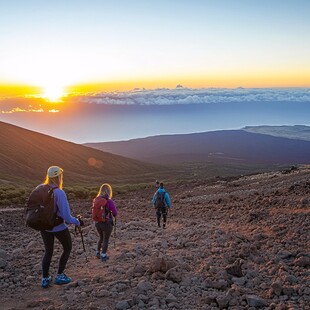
[84,127,310,164]
[0,121,160,185]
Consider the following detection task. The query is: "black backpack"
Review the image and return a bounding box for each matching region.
[25,184,63,231]
[155,191,166,208]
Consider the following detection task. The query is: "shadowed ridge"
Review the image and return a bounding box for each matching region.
[85,129,310,164]
[0,121,160,184]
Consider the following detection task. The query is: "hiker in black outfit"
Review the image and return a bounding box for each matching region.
[152,182,171,228]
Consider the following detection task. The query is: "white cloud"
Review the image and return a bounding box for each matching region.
[1,88,309,114]
[73,87,310,105]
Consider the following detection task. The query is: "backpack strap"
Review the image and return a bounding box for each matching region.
[48,186,64,223]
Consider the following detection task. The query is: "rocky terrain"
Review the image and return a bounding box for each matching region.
[0,166,310,310]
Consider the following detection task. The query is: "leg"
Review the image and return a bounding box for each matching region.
[162,207,167,226]
[41,230,55,278]
[101,223,113,254]
[156,208,161,227]
[54,228,72,275]
[96,223,104,252]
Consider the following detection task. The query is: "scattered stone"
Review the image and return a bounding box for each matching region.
[0,249,7,259]
[271,281,283,296]
[165,266,183,283]
[294,255,310,267]
[115,300,130,310]
[225,261,243,277]
[165,293,177,303]
[0,258,7,268]
[148,255,176,274]
[231,276,246,286]
[246,294,267,307]
[137,280,152,293]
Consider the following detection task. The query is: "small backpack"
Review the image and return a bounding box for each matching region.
[92,196,108,222]
[25,184,63,231]
[155,191,166,208]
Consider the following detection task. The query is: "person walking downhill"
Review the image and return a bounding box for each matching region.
[152,182,171,229]
[92,183,118,262]
[39,166,82,288]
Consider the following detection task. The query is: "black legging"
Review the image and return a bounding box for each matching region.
[156,206,167,225]
[41,228,72,277]
[95,221,113,254]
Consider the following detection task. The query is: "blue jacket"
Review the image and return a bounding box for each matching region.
[47,184,80,232]
[152,188,171,208]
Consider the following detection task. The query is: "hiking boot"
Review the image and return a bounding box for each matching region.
[101,254,109,262]
[54,273,72,285]
[163,223,166,229]
[96,250,100,259]
[41,275,51,288]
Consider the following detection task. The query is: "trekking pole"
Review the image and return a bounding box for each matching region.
[75,226,86,252]
[76,225,88,262]
[78,226,86,252]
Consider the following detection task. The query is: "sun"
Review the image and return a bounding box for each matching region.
[42,84,65,102]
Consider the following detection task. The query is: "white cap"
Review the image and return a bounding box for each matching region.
[47,166,63,178]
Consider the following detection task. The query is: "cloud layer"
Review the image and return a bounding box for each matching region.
[1,87,310,114]
[73,87,310,106]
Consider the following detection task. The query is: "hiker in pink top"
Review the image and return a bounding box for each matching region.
[92,183,117,261]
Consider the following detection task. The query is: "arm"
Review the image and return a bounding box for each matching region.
[152,191,157,206]
[165,192,171,208]
[54,189,80,225]
[107,199,118,217]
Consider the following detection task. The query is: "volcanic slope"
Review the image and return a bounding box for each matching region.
[1,166,309,309]
[85,129,310,164]
[0,121,160,184]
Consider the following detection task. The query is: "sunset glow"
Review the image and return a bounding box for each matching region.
[0,1,309,99]
[42,85,65,102]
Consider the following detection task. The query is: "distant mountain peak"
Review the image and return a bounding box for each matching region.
[243,125,310,141]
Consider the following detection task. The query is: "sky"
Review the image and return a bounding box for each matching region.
[1,0,310,94]
[0,1,309,142]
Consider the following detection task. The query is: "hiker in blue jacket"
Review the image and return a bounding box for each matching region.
[152,182,171,229]
[40,166,82,288]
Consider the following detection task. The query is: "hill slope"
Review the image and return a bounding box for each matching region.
[85,130,310,164]
[0,121,160,184]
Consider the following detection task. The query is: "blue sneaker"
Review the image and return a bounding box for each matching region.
[54,273,72,285]
[101,254,109,262]
[41,275,51,288]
